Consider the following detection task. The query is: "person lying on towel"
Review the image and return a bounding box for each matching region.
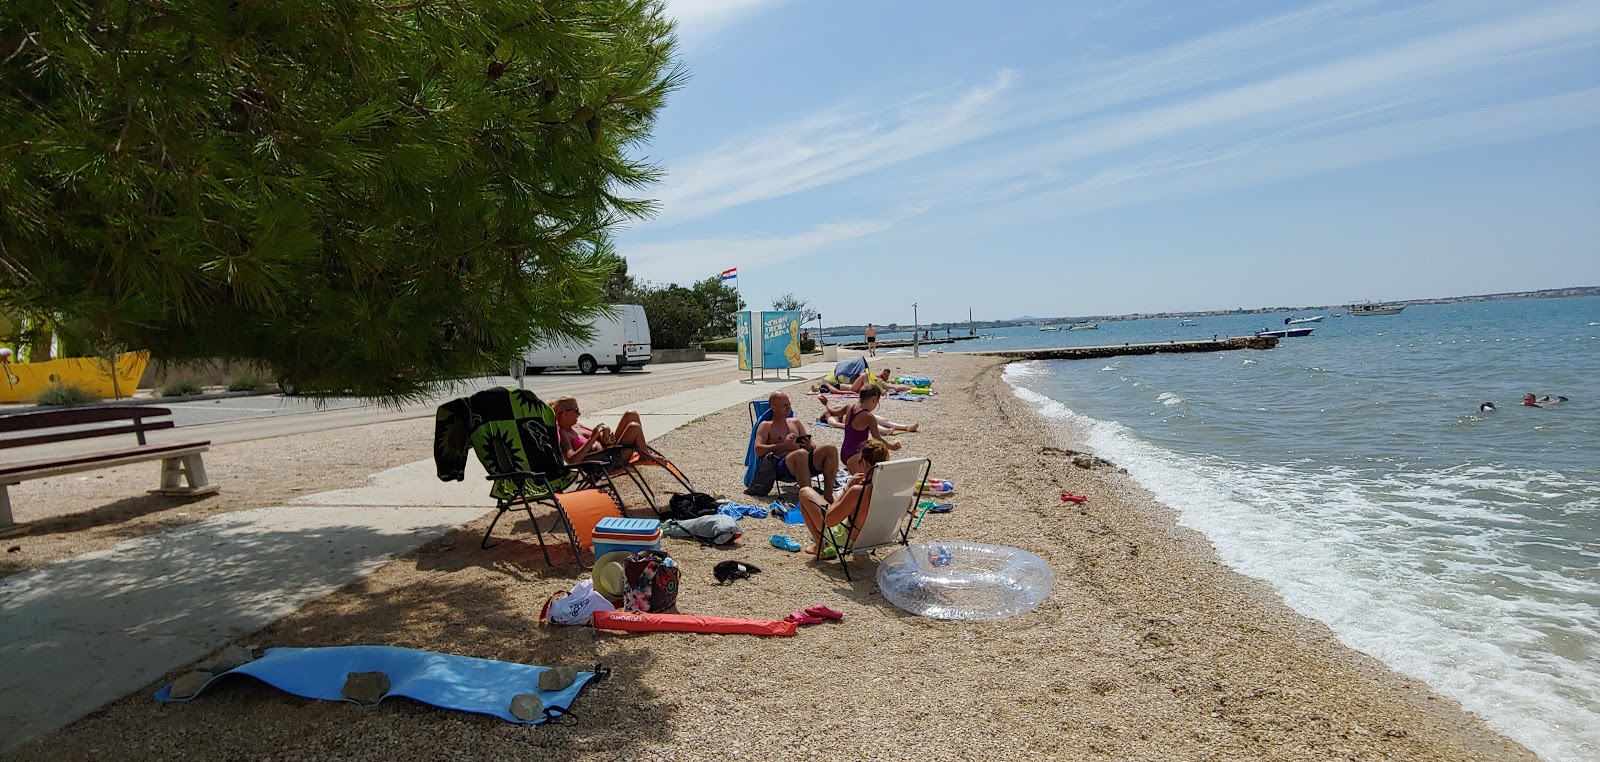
[797,440,890,559]
[817,395,919,436]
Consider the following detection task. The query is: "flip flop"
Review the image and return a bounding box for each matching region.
[784,610,823,625]
[769,534,801,552]
[805,604,844,621]
[926,503,954,514]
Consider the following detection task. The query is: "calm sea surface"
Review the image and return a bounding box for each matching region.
[977,297,1597,762]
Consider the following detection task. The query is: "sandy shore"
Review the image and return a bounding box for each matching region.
[7,354,1533,761]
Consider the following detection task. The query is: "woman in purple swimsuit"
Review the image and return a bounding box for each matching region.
[838,386,901,469]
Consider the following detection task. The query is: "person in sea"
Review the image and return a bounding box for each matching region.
[864,323,877,357]
[1522,393,1569,408]
[754,391,841,501]
[1479,402,1497,413]
[835,385,902,470]
[797,439,891,559]
[552,396,650,465]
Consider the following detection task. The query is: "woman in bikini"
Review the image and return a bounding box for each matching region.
[552,396,651,465]
[798,440,890,558]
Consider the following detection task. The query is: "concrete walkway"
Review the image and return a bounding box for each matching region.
[0,362,832,752]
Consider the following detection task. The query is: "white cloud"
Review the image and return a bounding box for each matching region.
[622,218,896,285]
[649,70,1018,223]
[664,0,789,44]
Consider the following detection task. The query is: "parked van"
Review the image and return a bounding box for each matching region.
[512,304,652,375]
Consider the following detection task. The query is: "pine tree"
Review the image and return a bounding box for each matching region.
[0,0,682,398]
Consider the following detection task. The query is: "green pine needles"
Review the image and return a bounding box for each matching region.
[0,0,684,399]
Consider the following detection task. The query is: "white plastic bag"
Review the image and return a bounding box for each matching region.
[541,579,615,626]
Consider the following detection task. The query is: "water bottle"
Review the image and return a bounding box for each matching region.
[929,544,952,567]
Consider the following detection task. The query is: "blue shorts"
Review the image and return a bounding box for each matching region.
[775,450,824,482]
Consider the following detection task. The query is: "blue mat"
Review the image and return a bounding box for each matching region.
[155,646,599,724]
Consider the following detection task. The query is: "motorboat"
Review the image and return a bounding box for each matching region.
[1066,322,1100,331]
[1178,319,1198,327]
[1038,326,1061,332]
[1349,302,1405,316]
[1256,327,1315,339]
[1283,315,1325,325]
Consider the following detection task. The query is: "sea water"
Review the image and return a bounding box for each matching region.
[998,296,1599,762]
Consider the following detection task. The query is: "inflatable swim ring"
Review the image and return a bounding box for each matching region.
[876,542,1053,620]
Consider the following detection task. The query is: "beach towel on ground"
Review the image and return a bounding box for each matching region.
[155,646,600,724]
[718,502,769,520]
[890,393,929,402]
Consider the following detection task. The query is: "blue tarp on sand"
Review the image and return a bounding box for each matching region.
[155,646,599,724]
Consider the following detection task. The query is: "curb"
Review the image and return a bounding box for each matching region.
[0,389,281,416]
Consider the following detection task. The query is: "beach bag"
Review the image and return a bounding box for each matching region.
[667,492,720,520]
[744,454,781,497]
[541,579,615,625]
[622,550,680,613]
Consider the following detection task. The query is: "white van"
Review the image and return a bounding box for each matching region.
[512,304,652,375]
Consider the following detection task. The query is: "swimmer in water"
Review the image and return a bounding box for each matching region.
[1523,393,1569,408]
[1479,402,1496,412]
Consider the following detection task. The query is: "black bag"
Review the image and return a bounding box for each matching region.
[667,492,720,520]
[744,453,781,497]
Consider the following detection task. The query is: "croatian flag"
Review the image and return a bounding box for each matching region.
[720,267,737,281]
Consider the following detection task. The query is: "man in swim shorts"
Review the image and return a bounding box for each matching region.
[755,392,840,501]
[864,323,877,356]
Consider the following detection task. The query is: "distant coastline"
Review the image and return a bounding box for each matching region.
[823,286,1598,336]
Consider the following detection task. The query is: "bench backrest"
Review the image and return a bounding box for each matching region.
[0,406,177,450]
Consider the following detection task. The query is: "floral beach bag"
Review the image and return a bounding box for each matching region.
[622,550,680,613]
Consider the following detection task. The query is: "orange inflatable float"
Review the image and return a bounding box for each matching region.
[592,611,797,637]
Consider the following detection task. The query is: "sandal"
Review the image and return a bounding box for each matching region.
[784,610,823,625]
[805,604,843,621]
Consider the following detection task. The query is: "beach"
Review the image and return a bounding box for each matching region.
[4,353,1535,761]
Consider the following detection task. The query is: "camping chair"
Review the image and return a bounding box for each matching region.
[745,400,827,497]
[437,387,628,567]
[591,441,696,516]
[819,457,931,581]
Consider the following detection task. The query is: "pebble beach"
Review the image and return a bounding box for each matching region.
[5,352,1535,761]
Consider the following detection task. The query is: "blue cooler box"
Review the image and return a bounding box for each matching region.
[591,517,662,557]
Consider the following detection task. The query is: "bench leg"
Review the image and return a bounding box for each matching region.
[153,454,220,496]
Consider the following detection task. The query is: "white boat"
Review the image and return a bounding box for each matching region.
[1283,315,1325,325]
[1039,326,1061,332]
[1257,327,1315,338]
[1066,322,1100,331]
[1349,302,1405,316]
[1178,319,1198,327]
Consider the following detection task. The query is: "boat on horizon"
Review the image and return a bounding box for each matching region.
[1178,318,1198,327]
[1066,322,1100,331]
[1349,302,1405,316]
[1257,327,1315,339]
[1039,326,1061,332]
[1284,315,1325,325]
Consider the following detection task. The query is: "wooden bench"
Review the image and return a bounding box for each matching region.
[0,406,218,528]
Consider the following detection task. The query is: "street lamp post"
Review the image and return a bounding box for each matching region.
[913,303,920,358]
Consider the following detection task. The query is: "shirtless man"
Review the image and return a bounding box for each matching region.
[864,323,877,357]
[756,392,841,501]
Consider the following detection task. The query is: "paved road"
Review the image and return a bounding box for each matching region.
[19,358,742,457]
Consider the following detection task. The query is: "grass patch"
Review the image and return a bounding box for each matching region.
[159,379,205,397]
[33,383,98,406]
[226,374,269,392]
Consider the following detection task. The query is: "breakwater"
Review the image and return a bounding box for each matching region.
[980,335,1275,360]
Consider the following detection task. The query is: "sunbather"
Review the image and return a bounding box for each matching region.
[798,440,891,557]
[755,392,841,501]
[816,356,873,394]
[817,396,919,435]
[552,396,650,465]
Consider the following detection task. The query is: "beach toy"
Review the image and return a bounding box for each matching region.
[1060,493,1087,504]
[907,387,932,395]
[877,542,1054,621]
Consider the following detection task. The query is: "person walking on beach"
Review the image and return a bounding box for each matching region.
[864,323,877,356]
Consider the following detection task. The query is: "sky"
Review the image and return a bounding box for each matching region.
[613,0,1600,325]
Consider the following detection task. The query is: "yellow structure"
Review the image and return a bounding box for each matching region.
[0,350,150,403]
